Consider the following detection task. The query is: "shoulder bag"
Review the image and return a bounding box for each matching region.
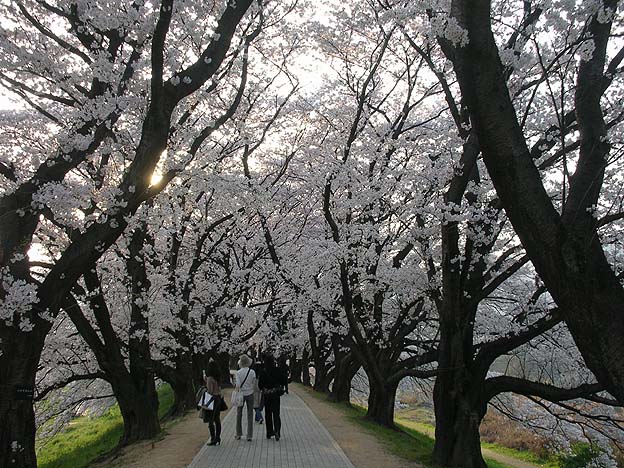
[200,392,216,411]
[231,368,251,407]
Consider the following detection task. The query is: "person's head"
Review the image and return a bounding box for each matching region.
[205,360,220,381]
[238,354,252,369]
[262,353,276,369]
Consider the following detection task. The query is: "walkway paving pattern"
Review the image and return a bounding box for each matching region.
[188,392,355,468]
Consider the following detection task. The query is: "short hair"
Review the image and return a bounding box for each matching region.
[238,354,252,368]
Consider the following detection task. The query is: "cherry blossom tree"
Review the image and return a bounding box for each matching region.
[433,0,624,408]
[3,1,624,467]
[0,0,258,465]
[46,0,303,432]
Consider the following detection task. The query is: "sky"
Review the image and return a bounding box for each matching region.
[0,88,22,110]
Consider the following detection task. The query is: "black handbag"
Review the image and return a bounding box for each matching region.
[219,397,228,411]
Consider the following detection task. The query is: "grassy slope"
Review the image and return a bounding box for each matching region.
[37,384,175,468]
[394,413,559,468]
[304,388,514,468]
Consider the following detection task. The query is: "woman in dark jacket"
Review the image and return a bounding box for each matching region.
[258,354,288,441]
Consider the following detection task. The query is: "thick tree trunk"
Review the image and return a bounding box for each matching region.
[313,364,331,393]
[168,377,196,418]
[98,357,161,446]
[120,227,161,442]
[115,383,160,445]
[432,320,487,468]
[301,349,311,387]
[289,353,303,384]
[307,310,331,392]
[366,378,398,427]
[0,327,47,468]
[432,376,486,468]
[330,354,359,404]
[192,351,208,386]
[121,369,160,440]
[213,352,233,388]
[154,353,197,418]
[445,0,624,405]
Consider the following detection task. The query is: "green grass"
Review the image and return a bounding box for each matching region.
[395,417,436,435]
[302,387,515,468]
[157,384,175,419]
[481,441,559,468]
[37,384,175,468]
[396,410,560,468]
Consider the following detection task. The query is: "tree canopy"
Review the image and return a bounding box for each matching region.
[1,1,624,467]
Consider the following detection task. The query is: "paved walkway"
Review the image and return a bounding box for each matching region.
[188,392,355,468]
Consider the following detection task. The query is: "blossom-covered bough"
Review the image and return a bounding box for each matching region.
[397,0,624,465]
[0,0,257,466]
[436,0,624,409]
[2,1,624,467]
[54,0,300,431]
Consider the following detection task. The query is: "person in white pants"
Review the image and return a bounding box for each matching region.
[235,354,256,441]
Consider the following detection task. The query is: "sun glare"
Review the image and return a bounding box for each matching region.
[150,171,163,186]
[28,243,48,263]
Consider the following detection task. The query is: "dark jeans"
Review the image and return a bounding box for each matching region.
[203,401,221,441]
[264,393,281,437]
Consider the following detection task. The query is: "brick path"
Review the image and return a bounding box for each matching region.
[188,392,355,468]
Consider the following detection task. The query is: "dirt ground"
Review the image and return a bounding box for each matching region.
[90,390,233,468]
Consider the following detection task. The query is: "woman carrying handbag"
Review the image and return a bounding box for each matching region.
[197,360,227,446]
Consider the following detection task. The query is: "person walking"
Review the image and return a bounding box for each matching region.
[278,356,290,394]
[235,354,256,441]
[258,354,288,441]
[252,359,264,424]
[198,360,224,446]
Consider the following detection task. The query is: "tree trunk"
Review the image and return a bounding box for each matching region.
[122,226,161,442]
[432,376,486,468]
[154,354,197,418]
[289,353,302,383]
[168,377,196,418]
[123,364,160,440]
[301,349,311,387]
[313,363,331,393]
[114,382,161,445]
[330,354,359,404]
[0,327,47,468]
[444,0,624,405]
[213,352,233,388]
[192,351,208,386]
[432,320,487,468]
[366,378,398,427]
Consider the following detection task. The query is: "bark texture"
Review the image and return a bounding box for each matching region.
[366,380,399,427]
[445,0,624,405]
[0,2,255,465]
[0,329,47,468]
[329,353,359,404]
